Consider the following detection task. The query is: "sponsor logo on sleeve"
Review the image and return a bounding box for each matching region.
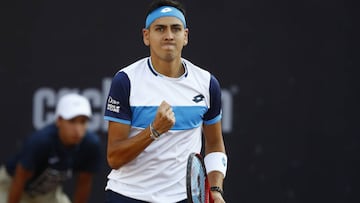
[107,96,120,113]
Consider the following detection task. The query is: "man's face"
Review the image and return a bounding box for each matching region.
[56,116,89,146]
[143,16,188,62]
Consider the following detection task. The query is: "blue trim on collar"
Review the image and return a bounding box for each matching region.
[147,58,158,76]
[183,62,188,77]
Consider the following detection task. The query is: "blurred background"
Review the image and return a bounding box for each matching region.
[0,0,357,202]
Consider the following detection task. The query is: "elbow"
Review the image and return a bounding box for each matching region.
[107,154,121,169]
[107,152,127,169]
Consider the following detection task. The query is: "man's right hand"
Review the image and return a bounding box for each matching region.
[152,101,176,134]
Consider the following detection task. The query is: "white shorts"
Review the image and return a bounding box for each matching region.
[0,165,71,203]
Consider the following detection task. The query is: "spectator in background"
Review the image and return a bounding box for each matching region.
[103,0,227,202]
[0,93,102,203]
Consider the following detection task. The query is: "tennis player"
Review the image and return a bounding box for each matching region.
[104,0,227,202]
[0,93,102,203]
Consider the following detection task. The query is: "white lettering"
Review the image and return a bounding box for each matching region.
[107,104,120,113]
[108,96,120,105]
[33,88,56,129]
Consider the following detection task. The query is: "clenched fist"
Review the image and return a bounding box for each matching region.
[152,101,176,134]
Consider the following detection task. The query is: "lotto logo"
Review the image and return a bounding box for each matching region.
[161,7,172,13]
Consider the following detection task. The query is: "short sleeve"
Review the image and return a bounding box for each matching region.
[104,71,132,124]
[203,75,222,125]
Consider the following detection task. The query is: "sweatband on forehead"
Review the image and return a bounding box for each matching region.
[145,6,186,29]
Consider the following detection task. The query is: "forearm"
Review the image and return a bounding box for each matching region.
[107,126,154,169]
[7,164,32,203]
[7,184,24,203]
[203,122,227,202]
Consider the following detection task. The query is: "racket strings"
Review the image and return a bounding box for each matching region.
[190,155,206,203]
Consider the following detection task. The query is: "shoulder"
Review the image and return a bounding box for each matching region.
[182,58,214,86]
[182,58,210,75]
[110,58,148,84]
[27,124,57,144]
[117,57,148,75]
[18,124,57,157]
[183,58,221,82]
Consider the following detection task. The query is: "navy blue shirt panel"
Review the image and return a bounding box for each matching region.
[104,71,132,121]
[203,74,222,121]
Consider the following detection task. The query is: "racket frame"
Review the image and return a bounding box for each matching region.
[186,153,213,203]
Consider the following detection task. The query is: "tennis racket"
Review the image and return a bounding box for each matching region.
[186,153,213,203]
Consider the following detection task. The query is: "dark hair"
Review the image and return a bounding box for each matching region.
[145,0,186,17]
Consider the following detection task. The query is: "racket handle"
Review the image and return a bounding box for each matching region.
[209,191,214,203]
[205,178,214,203]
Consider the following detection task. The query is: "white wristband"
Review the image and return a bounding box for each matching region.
[204,152,228,178]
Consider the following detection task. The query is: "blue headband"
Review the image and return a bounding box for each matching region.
[145,6,186,29]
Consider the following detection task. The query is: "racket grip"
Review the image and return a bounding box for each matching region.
[209,192,214,203]
[205,178,214,203]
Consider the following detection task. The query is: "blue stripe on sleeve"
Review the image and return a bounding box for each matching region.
[104,116,131,125]
[203,114,222,125]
